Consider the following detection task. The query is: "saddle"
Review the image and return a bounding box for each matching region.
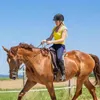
[41,48,59,69]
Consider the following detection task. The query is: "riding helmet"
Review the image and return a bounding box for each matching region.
[53,13,64,21]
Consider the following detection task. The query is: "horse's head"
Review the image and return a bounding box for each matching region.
[2,46,23,80]
[3,43,35,80]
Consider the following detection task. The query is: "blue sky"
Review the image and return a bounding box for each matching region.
[0,0,100,75]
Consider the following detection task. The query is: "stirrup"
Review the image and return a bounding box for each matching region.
[60,75,66,81]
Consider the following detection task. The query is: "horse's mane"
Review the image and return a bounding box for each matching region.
[10,43,35,55]
[10,43,50,57]
[19,43,35,51]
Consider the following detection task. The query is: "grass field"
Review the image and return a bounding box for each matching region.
[0,77,9,81]
[0,87,99,100]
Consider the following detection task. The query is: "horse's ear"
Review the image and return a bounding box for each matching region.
[2,46,9,53]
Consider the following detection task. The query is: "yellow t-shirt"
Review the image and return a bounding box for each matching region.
[52,25,67,45]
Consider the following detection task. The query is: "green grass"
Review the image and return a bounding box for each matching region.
[0,87,99,100]
[0,93,18,100]
[0,77,9,81]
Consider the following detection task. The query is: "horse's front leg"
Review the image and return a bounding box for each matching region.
[18,80,37,100]
[46,82,56,100]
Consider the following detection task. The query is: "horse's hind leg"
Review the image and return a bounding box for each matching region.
[72,76,87,100]
[18,80,37,100]
[84,78,98,100]
[46,82,56,100]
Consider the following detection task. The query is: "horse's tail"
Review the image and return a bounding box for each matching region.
[89,54,100,85]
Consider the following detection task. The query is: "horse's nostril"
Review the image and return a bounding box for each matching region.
[12,77,16,80]
[12,74,17,80]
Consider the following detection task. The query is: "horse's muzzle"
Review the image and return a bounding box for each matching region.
[11,72,18,80]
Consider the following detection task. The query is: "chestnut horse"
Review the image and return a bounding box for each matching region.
[3,43,100,100]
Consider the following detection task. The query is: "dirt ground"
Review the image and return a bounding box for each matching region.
[0,78,95,89]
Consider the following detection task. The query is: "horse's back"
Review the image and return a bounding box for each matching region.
[64,50,95,77]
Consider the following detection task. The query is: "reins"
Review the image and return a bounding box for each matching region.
[37,43,48,48]
[10,43,49,72]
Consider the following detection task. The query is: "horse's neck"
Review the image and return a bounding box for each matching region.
[19,48,41,66]
[23,49,52,74]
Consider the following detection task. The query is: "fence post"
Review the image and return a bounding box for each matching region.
[68,79,71,96]
[23,66,25,87]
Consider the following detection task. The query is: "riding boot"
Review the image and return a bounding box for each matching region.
[58,60,66,81]
[50,49,58,73]
[49,49,59,80]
